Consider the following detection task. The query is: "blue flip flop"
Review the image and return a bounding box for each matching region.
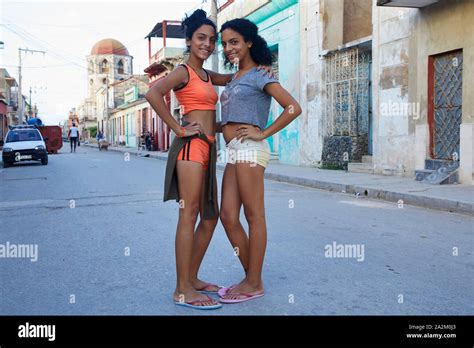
[174,295,223,310]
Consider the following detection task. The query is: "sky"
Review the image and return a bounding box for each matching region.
[0,0,219,125]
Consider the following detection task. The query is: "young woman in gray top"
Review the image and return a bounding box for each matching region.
[217,18,302,303]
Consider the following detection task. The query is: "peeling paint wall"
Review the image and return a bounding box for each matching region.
[299,0,325,166]
[258,3,301,165]
[372,0,473,183]
[217,0,301,165]
[217,0,270,27]
[343,0,372,44]
[321,0,344,51]
[373,5,423,176]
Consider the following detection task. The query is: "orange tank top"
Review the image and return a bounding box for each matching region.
[174,64,218,115]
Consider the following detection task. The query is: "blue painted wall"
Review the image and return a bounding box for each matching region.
[247,0,300,165]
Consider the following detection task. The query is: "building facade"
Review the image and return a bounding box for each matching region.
[218,0,301,164]
[144,20,186,151]
[0,69,18,144]
[217,0,472,184]
[109,78,149,148]
[0,68,18,136]
[372,0,472,184]
[77,38,134,140]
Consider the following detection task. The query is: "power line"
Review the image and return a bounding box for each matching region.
[1,20,91,71]
[1,25,88,74]
[1,63,73,69]
[1,19,153,76]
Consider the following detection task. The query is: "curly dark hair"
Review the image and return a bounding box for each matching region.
[182,9,217,52]
[220,18,273,68]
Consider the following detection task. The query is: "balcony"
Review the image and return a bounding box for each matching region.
[150,47,185,66]
[79,116,96,122]
[377,0,439,7]
[7,101,18,112]
[145,20,186,75]
[145,47,186,76]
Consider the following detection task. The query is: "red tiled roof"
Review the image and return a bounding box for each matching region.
[91,38,129,56]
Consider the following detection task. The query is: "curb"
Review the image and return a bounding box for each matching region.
[264,172,473,216]
[83,144,473,216]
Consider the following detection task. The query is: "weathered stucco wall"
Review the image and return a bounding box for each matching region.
[372,4,416,176]
[217,0,302,165]
[299,0,325,166]
[372,0,473,183]
[414,0,473,184]
[217,0,270,28]
[322,0,344,51]
[257,3,301,165]
[343,0,373,44]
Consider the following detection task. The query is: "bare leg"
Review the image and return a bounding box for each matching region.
[220,163,249,274]
[190,169,219,291]
[173,161,218,306]
[223,162,266,299]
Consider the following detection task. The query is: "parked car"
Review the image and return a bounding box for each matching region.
[2,125,48,168]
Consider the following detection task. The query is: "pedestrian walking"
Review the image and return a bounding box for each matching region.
[68,123,80,153]
[96,130,103,149]
[145,131,151,151]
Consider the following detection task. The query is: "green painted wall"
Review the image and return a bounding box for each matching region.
[247,0,300,165]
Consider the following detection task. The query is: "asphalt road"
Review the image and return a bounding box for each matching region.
[0,145,473,315]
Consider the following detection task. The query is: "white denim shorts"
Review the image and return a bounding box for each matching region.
[225,137,271,168]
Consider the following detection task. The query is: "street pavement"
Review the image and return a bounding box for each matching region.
[0,145,473,315]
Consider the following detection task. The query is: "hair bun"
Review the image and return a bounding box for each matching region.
[181,9,216,40]
[184,9,207,25]
[193,9,207,19]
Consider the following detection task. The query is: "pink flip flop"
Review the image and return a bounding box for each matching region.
[217,284,237,298]
[219,289,265,304]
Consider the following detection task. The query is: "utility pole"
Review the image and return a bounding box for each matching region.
[209,0,221,151]
[210,0,218,74]
[29,86,32,118]
[18,48,46,124]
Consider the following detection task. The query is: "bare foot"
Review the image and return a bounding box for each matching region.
[192,278,220,292]
[223,279,264,300]
[173,287,219,307]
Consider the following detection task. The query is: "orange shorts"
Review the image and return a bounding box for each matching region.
[177,135,215,169]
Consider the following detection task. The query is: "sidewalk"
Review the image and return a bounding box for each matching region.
[83,142,474,216]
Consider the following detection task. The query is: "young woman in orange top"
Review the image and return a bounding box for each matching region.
[146,10,271,310]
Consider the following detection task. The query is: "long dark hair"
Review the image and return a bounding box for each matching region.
[220,18,272,68]
[182,9,217,52]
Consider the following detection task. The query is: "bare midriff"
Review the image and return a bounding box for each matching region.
[222,122,260,144]
[182,109,216,138]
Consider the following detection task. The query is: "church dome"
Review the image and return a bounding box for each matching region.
[91,38,129,56]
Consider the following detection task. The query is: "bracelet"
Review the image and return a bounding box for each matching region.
[176,126,185,138]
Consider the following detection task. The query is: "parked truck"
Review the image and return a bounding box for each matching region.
[38,125,63,154]
[27,118,63,154]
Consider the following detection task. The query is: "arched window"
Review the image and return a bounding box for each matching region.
[117,60,124,74]
[100,59,109,74]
